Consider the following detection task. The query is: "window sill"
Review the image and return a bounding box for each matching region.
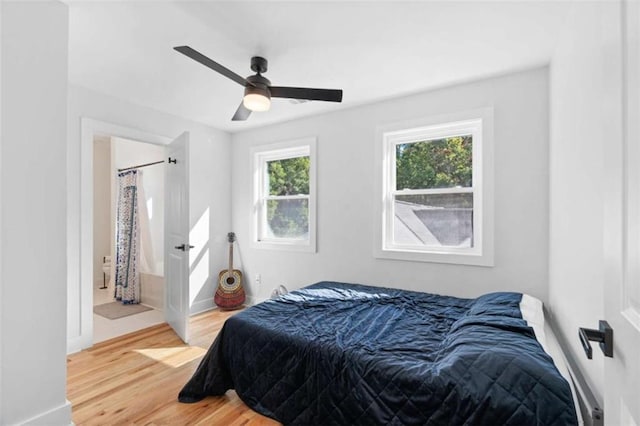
[252,240,317,253]
[374,247,494,267]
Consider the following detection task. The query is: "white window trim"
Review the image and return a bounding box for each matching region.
[251,137,317,253]
[374,108,494,266]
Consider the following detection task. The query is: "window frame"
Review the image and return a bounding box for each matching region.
[251,137,317,252]
[374,108,494,266]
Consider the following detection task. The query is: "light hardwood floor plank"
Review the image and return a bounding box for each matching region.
[67,309,280,426]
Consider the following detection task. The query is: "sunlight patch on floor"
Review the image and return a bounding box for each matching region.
[134,346,207,368]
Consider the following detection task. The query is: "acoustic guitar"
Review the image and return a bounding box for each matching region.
[215,232,245,310]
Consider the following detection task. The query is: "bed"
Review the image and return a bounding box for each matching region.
[179,281,578,425]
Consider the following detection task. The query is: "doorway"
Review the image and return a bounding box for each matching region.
[92,134,166,343]
[72,118,190,352]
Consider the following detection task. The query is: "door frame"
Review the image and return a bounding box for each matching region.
[73,118,172,352]
[602,1,640,424]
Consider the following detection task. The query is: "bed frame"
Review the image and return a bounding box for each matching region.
[548,316,603,426]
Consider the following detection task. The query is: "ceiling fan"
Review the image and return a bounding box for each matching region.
[174,46,344,121]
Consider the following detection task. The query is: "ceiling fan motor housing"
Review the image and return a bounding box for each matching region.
[245,74,272,99]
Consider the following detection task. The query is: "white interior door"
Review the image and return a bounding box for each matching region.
[603,2,640,424]
[165,132,190,343]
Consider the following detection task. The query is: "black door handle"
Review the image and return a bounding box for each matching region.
[174,244,195,251]
[579,320,613,359]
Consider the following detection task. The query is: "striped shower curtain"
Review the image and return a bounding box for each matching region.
[114,170,141,304]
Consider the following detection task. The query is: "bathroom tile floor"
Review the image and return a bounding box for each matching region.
[93,286,164,343]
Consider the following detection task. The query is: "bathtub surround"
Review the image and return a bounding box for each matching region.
[141,272,164,310]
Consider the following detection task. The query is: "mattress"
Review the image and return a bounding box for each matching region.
[180,281,578,425]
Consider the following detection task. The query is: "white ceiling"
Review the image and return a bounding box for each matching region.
[67,1,573,133]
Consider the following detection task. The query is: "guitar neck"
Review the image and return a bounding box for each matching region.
[228,241,233,274]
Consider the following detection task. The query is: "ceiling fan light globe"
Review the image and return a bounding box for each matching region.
[243,94,271,112]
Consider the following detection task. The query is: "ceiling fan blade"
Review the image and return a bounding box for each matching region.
[174,46,251,87]
[270,87,343,103]
[231,102,252,121]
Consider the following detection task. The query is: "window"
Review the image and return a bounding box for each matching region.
[252,138,317,252]
[375,109,493,266]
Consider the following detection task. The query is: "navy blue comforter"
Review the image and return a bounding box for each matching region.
[179,282,577,425]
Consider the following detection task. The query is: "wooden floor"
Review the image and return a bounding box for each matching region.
[67,309,280,425]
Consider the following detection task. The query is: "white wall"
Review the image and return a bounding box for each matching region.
[0,1,4,418]
[548,1,621,405]
[93,136,111,285]
[112,136,166,276]
[232,68,549,304]
[1,2,71,424]
[67,85,231,353]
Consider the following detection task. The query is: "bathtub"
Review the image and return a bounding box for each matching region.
[140,269,164,310]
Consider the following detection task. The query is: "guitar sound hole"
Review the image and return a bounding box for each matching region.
[226,276,235,285]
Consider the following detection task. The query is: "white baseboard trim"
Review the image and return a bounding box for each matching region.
[20,399,72,425]
[67,334,91,355]
[190,298,215,315]
[190,295,271,314]
[245,295,267,306]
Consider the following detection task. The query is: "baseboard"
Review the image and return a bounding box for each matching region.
[20,399,72,425]
[190,296,267,313]
[190,298,215,315]
[245,295,267,306]
[67,334,91,355]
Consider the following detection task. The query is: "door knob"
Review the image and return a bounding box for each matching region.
[579,320,613,359]
[174,244,195,251]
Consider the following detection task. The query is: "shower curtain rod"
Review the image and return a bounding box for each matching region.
[118,160,165,172]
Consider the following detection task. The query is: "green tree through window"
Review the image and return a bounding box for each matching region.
[395,136,473,210]
[396,136,472,190]
[268,157,310,195]
[266,156,310,238]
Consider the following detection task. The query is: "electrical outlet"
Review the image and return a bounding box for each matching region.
[255,274,261,284]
